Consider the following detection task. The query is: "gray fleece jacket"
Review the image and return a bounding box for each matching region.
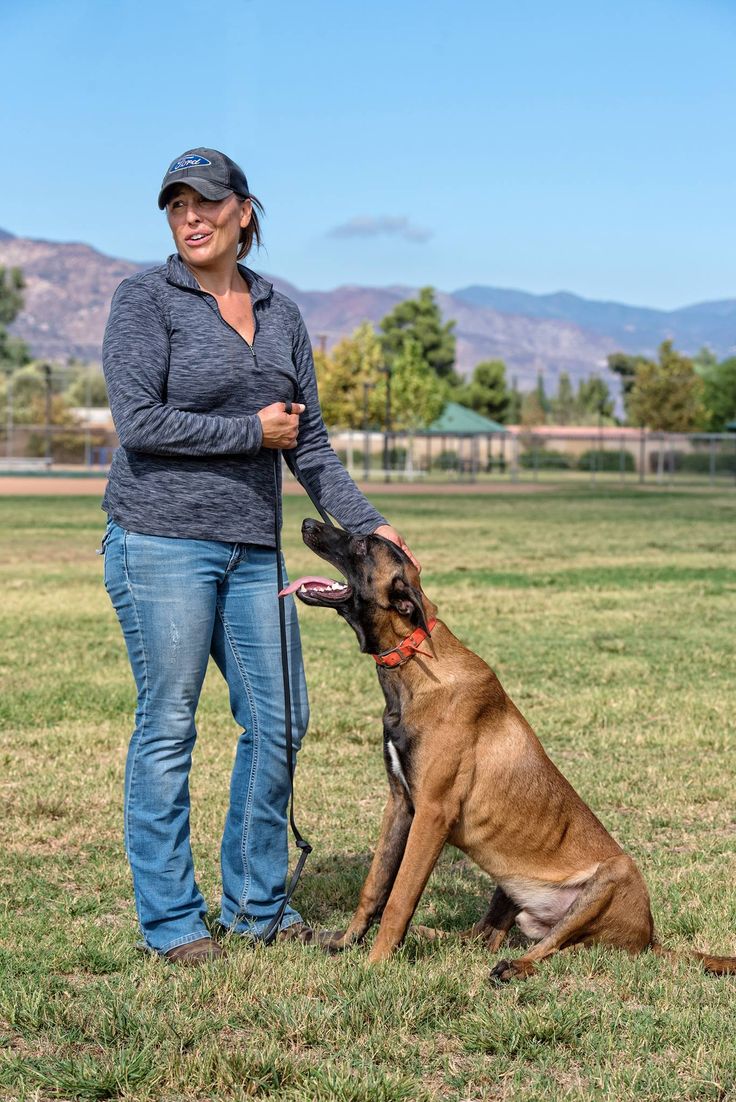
[101,254,386,543]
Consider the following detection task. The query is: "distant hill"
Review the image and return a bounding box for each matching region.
[1,229,733,396]
[0,231,143,363]
[454,285,736,360]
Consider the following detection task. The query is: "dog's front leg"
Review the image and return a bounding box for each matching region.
[368,803,451,963]
[323,789,413,952]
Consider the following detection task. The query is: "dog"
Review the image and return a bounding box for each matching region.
[284,519,736,981]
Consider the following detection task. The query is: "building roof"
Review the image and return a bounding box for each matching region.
[427,402,506,434]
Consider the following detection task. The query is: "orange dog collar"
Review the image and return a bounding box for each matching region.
[372,618,437,669]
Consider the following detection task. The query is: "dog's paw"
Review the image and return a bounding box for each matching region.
[490,957,536,984]
[315,930,351,955]
[489,958,515,984]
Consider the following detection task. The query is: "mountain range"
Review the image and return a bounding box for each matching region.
[1,228,734,393]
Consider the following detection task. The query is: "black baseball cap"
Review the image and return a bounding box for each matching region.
[157,147,250,210]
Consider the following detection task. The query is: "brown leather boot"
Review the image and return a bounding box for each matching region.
[164,937,226,964]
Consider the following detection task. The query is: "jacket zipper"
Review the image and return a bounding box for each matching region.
[198,290,260,366]
[244,315,259,367]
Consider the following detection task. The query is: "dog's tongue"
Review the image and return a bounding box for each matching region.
[278,575,336,598]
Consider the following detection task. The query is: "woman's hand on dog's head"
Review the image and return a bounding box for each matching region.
[373,524,421,573]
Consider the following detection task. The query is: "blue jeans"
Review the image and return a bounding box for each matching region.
[103,519,308,954]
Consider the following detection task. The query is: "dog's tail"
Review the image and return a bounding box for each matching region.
[651,941,736,975]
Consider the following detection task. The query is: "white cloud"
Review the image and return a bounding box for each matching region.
[328,215,432,243]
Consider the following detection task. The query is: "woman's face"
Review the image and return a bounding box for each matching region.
[166,184,251,269]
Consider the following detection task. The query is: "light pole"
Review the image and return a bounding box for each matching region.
[5,370,13,459]
[84,364,92,467]
[42,363,53,466]
[381,365,392,483]
[362,381,374,482]
[592,372,603,486]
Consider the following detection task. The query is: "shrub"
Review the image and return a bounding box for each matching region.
[648,450,683,474]
[335,446,408,469]
[385,446,407,468]
[577,449,635,472]
[334,448,364,467]
[485,456,507,473]
[432,450,459,470]
[519,448,572,470]
[643,449,736,475]
[679,451,736,475]
[27,428,110,463]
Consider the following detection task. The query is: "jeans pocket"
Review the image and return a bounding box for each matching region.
[97,518,115,556]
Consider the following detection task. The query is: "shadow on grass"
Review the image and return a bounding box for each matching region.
[295,849,528,950]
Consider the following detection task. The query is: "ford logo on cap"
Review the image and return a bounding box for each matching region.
[168,155,212,174]
[158,147,250,209]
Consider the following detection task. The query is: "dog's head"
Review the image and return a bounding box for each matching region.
[293,519,434,655]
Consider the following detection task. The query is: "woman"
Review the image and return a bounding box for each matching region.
[102,147,417,964]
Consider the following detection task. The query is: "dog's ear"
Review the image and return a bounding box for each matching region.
[390,576,429,633]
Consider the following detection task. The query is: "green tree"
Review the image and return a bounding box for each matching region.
[0,362,83,451]
[700,356,736,431]
[607,351,645,420]
[576,376,615,424]
[380,287,457,381]
[534,370,551,416]
[312,323,384,428]
[550,371,577,425]
[693,345,719,375]
[520,389,546,427]
[66,369,109,408]
[454,359,510,422]
[507,377,522,423]
[0,329,31,372]
[0,266,31,372]
[375,336,447,431]
[0,267,25,325]
[628,340,705,431]
[1,362,47,422]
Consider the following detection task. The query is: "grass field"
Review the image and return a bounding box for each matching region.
[1,488,735,1102]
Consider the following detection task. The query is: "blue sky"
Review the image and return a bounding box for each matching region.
[2,0,734,308]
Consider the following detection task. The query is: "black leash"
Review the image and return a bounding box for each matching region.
[261,401,337,945]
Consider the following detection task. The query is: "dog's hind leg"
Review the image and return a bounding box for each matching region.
[322,791,413,952]
[413,886,517,948]
[411,924,450,941]
[461,886,519,951]
[490,854,653,983]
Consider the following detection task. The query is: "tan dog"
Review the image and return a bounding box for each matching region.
[289,520,735,980]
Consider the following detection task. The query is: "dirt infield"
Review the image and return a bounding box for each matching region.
[0,476,555,496]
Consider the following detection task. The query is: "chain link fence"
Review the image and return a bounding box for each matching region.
[328,428,736,488]
[1,420,735,488]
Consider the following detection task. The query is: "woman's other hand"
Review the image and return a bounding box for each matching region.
[258,402,305,449]
[373,524,421,572]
